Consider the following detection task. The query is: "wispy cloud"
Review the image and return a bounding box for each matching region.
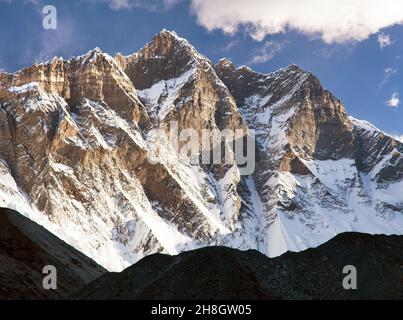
[379,67,397,88]
[190,0,403,44]
[37,19,83,63]
[106,0,132,10]
[221,39,240,53]
[20,14,85,66]
[249,40,288,64]
[377,32,395,49]
[0,0,39,3]
[313,43,355,60]
[0,54,4,72]
[87,0,180,11]
[163,0,182,8]
[386,91,400,108]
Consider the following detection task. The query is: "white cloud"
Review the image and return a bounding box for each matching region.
[0,0,39,3]
[221,39,240,52]
[379,67,397,88]
[313,43,355,60]
[108,0,132,10]
[377,32,395,49]
[249,40,288,64]
[38,21,80,62]
[386,91,400,108]
[163,0,182,8]
[20,17,84,65]
[91,0,180,11]
[88,0,140,10]
[190,0,403,43]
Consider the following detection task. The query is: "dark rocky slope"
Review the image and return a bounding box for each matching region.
[73,232,403,300]
[0,207,106,299]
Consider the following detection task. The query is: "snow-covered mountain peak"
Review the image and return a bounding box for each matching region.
[115,29,215,93]
[157,29,190,46]
[71,46,112,63]
[0,31,402,272]
[217,58,235,68]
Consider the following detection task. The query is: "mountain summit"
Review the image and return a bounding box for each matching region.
[0,30,402,271]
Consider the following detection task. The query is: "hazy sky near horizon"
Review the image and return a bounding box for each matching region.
[1,0,402,136]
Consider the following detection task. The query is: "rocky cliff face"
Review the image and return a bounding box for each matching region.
[0,30,402,271]
[216,59,403,257]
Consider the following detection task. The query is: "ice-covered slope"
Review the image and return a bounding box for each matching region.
[0,30,402,271]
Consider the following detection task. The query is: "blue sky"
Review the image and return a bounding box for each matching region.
[0,0,402,137]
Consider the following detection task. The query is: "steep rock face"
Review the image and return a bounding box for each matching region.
[352,117,403,182]
[0,50,164,271]
[116,30,252,250]
[215,60,354,161]
[215,59,403,257]
[0,30,402,271]
[0,50,149,127]
[0,49,149,196]
[0,31,253,271]
[116,30,245,132]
